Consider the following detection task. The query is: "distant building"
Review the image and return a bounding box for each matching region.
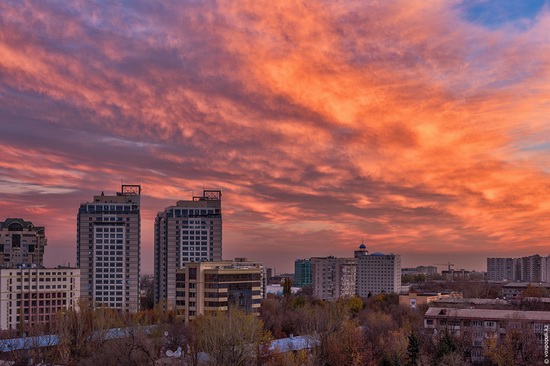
[294,259,312,287]
[0,218,47,268]
[311,256,356,301]
[154,190,222,309]
[487,255,550,283]
[77,185,141,312]
[0,267,80,330]
[487,257,517,281]
[176,260,263,322]
[442,268,469,280]
[401,266,438,276]
[354,244,401,297]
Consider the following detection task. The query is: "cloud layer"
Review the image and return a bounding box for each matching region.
[1,0,549,273]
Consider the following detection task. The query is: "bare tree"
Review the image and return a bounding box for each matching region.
[193,308,270,366]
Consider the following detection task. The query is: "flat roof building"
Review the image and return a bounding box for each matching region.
[154,190,222,308]
[77,185,141,312]
[176,259,263,323]
[294,259,312,288]
[355,244,401,297]
[311,256,356,301]
[424,306,548,363]
[0,267,80,330]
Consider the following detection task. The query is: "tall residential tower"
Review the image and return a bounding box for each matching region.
[154,189,222,307]
[77,185,141,312]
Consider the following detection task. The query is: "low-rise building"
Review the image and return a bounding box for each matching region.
[399,292,462,309]
[176,260,263,322]
[0,267,80,330]
[502,282,550,298]
[424,306,549,363]
[401,266,438,276]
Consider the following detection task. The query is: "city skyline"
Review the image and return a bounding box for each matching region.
[1,1,550,274]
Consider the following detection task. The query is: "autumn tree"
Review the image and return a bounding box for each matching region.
[193,308,272,366]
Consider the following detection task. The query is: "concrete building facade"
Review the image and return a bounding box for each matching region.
[0,268,80,330]
[487,255,550,283]
[175,260,263,322]
[77,185,141,312]
[0,218,47,268]
[154,190,222,308]
[311,256,356,301]
[355,244,401,297]
[424,306,549,363]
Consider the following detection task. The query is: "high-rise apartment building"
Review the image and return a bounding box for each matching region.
[175,259,263,322]
[355,244,401,297]
[77,185,141,312]
[311,256,356,301]
[154,190,222,307]
[487,255,550,283]
[294,259,312,287]
[0,267,80,330]
[0,218,47,268]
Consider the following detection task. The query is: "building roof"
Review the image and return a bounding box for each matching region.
[503,282,550,288]
[425,307,550,321]
[269,335,319,353]
[0,218,44,233]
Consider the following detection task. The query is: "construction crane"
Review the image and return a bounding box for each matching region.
[434,262,455,271]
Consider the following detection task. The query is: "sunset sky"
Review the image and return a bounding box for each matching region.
[1,0,549,274]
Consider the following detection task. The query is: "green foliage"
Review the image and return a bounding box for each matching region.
[435,331,457,363]
[283,277,292,297]
[406,331,420,366]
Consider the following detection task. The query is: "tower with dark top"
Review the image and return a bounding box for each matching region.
[77,184,141,312]
[154,189,222,308]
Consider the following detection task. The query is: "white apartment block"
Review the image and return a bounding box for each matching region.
[311,256,356,301]
[0,268,80,330]
[355,244,401,297]
[77,185,141,312]
[154,190,222,308]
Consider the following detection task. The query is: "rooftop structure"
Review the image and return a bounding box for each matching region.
[0,218,47,268]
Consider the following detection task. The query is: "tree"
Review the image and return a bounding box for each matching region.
[406,331,420,366]
[193,308,271,366]
[434,330,458,365]
[283,277,292,297]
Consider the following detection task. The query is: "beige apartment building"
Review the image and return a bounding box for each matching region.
[154,190,222,308]
[311,256,356,301]
[175,260,263,322]
[0,267,80,330]
[399,292,462,309]
[0,218,47,268]
[425,306,550,363]
[77,185,141,312]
